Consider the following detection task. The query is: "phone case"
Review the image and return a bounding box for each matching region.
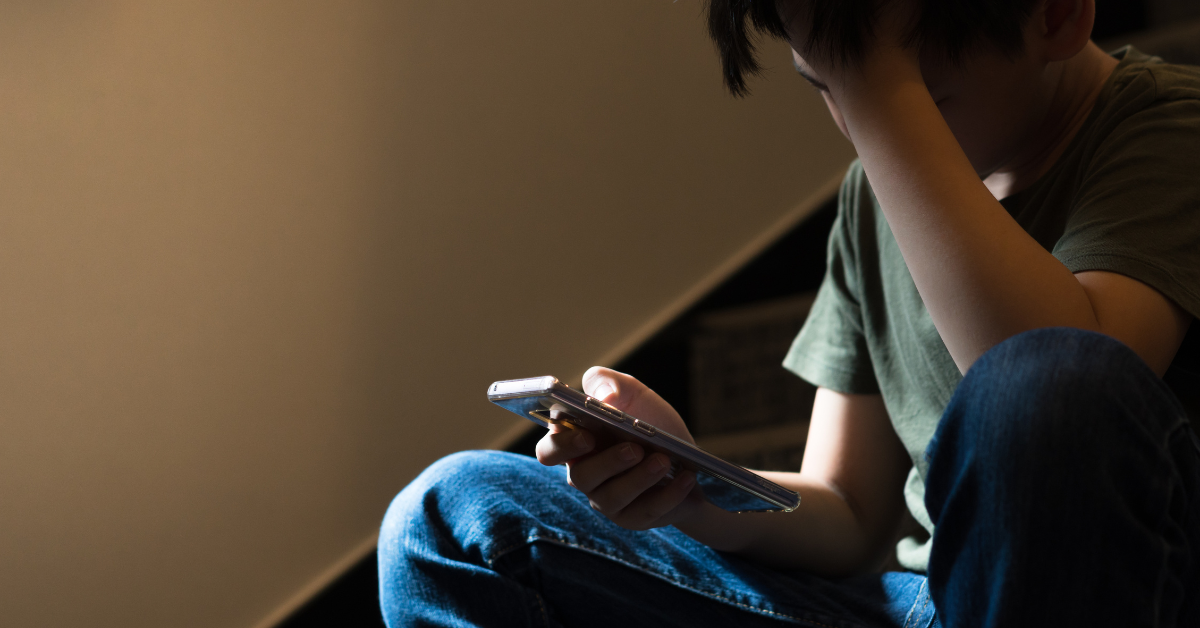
[488,376,800,513]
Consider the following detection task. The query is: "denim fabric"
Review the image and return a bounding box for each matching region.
[925,328,1200,627]
[379,328,1199,627]
[379,450,936,628]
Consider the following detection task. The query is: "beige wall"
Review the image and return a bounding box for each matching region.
[0,2,854,627]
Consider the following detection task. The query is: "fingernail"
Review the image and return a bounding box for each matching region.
[618,443,638,462]
[651,455,669,473]
[592,382,615,401]
[575,430,594,449]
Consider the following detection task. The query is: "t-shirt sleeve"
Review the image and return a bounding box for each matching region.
[783,163,880,394]
[1053,76,1200,320]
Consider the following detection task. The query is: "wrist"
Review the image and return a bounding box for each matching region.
[834,60,939,149]
[672,501,748,552]
[833,47,924,104]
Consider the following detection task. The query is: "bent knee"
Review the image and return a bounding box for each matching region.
[935,327,1180,469]
[954,328,1165,428]
[406,450,540,495]
[382,451,543,527]
[379,451,564,556]
[970,328,1151,401]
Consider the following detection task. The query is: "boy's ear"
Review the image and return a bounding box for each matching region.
[1037,0,1095,62]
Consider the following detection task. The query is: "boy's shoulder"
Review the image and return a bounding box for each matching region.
[1102,46,1200,112]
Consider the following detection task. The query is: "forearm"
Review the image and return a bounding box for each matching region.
[835,57,1100,372]
[674,474,897,578]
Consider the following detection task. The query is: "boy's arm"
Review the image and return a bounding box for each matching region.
[676,387,911,577]
[539,368,912,578]
[809,6,1191,374]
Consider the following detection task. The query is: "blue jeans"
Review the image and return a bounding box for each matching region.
[379,329,1200,627]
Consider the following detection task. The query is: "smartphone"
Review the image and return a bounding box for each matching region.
[488,376,800,513]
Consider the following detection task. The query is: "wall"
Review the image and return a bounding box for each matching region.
[0,2,854,627]
[1149,0,1200,24]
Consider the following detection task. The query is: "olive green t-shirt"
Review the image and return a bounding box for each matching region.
[783,48,1200,572]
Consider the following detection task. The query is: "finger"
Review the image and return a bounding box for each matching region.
[566,442,644,493]
[534,428,594,467]
[587,452,673,514]
[581,367,690,444]
[582,366,620,402]
[614,471,697,530]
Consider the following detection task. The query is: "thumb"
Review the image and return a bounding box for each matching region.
[581,366,621,404]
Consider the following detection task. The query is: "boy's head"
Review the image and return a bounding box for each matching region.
[710,0,1102,179]
[709,0,1040,97]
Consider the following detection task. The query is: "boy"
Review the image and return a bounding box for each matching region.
[379,0,1200,625]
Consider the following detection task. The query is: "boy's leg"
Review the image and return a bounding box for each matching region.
[379,450,937,628]
[925,327,1200,628]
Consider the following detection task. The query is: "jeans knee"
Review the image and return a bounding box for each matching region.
[974,327,1150,404]
[926,328,1188,509]
[945,328,1166,450]
[378,451,532,625]
[379,451,549,565]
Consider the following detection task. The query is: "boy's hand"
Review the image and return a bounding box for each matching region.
[534,367,702,531]
[791,0,924,106]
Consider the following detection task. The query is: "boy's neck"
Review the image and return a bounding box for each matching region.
[983,42,1120,201]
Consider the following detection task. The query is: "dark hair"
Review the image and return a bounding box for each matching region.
[708,0,1040,97]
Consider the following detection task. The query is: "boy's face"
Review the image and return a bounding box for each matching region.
[790,22,1056,179]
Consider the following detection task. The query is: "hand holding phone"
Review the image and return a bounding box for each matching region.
[490,367,799,531]
[535,367,703,531]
